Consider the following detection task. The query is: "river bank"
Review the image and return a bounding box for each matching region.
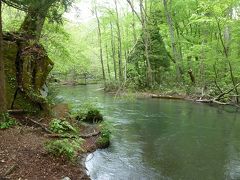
[106,87,240,108]
[0,112,107,180]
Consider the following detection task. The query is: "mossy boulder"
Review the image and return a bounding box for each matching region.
[3,33,54,113]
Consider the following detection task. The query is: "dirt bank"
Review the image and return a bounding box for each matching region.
[0,119,101,180]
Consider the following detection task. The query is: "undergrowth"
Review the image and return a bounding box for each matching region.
[49,119,78,134]
[0,113,17,129]
[71,102,103,123]
[44,138,84,161]
[97,122,111,148]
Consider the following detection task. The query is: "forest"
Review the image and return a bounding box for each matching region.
[0,0,240,179]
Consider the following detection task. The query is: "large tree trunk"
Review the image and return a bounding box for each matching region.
[0,0,7,121]
[3,33,54,114]
[3,0,56,114]
[20,0,56,41]
[20,9,48,40]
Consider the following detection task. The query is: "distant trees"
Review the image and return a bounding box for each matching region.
[3,0,240,100]
[90,0,240,98]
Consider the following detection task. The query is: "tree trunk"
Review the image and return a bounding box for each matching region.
[94,4,106,83]
[20,9,48,40]
[0,0,7,120]
[131,0,137,43]
[110,22,117,81]
[114,0,123,82]
[163,0,183,82]
[140,0,152,87]
[217,20,239,103]
[105,44,111,80]
[20,0,58,41]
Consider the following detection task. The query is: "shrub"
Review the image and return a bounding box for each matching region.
[72,102,103,123]
[49,119,77,134]
[0,114,17,129]
[97,122,111,148]
[44,138,84,160]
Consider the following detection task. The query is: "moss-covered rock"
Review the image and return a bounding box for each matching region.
[3,33,54,113]
[3,41,18,109]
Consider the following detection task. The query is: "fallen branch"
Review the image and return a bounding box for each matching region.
[152,95,184,100]
[26,117,52,134]
[8,109,28,114]
[4,164,18,177]
[215,83,240,101]
[196,99,213,103]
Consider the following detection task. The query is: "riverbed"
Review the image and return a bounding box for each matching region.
[58,85,240,180]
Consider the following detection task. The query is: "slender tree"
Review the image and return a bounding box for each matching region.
[114,0,123,82]
[163,0,183,81]
[110,22,118,80]
[94,2,106,82]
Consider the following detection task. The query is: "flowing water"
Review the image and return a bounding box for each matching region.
[58,85,240,180]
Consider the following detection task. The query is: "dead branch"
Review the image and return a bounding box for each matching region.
[215,83,240,101]
[152,95,184,100]
[4,164,18,177]
[8,109,28,114]
[26,117,52,134]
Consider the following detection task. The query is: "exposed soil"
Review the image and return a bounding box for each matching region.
[0,117,100,180]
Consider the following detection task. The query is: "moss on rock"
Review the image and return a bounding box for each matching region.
[3,33,54,113]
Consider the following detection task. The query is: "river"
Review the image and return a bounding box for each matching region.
[57,85,240,180]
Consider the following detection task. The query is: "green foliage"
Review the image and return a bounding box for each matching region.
[46,85,61,105]
[0,114,17,130]
[44,138,84,160]
[71,102,103,123]
[49,119,77,134]
[4,0,240,100]
[97,122,111,148]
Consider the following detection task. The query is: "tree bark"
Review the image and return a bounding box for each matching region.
[140,0,153,87]
[114,0,123,82]
[105,44,111,80]
[0,0,7,121]
[20,0,57,41]
[110,22,117,81]
[163,0,183,82]
[131,0,137,43]
[94,3,106,82]
[217,19,239,103]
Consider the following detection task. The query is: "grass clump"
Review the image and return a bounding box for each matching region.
[44,138,84,161]
[0,113,17,129]
[71,102,103,123]
[97,122,111,148]
[49,119,77,134]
